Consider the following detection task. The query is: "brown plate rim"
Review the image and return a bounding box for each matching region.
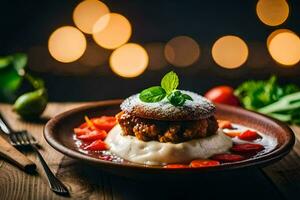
[44,100,295,173]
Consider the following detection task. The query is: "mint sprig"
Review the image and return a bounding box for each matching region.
[167,90,192,106]
[161,71,179,94]
[139,71,193,106]
[139,86,166,102]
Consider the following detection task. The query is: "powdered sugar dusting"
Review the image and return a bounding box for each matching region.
[121,90,215,121]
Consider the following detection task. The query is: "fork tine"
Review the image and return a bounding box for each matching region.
[10,134,20,146]
[9,134,16,145]
[21,131,31,145]
[16,132,26,145]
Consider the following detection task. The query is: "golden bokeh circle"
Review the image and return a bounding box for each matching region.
[48,26,87,63]
[267,29,292,47]
[212,35,249,69]
[256,0,289,26]
[73,0,110,34]
[164,36,200,67]
[109,43,149,78]
[93,13,132,49]
[268,30,300,66]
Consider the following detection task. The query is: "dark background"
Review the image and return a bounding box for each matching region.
[1,0,300,102]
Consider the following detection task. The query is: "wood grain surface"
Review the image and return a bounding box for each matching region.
[0,103,300,200]
[0,136,36,172]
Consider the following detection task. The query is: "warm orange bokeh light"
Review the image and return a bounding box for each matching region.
[48,26,87,63]
[73,0,110,34]
[268,30,300,66]
[109,43,148,78]
[145,43,168,70]
[93,13,132,49]
[212,35,248,69]
[256,0,289,26]
[164,36,200,67]
[267,29,292,47]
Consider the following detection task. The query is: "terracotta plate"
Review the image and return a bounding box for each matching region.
[44,100,295,179]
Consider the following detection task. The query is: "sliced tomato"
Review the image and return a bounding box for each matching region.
[74,127,90,136]
[84,140,108,151]
[238,130,261,141]
[211,153,245,163]
[77,130,107,142]
[79,122,88,129]
[231,143,264,154]
[78,118,93,129]
[164,164,190,169]
[190,159,220,168]
[224,131,242,138]
[92,116,116,132]
[218,120,233,129]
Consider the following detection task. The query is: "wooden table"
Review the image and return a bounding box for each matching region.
[0,103,300,200]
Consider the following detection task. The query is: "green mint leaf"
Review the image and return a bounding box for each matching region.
[139,86,166,103]
[167,91,186,106]
[182,93,193,101]
[167,91,193,106]
[161,71,179,94]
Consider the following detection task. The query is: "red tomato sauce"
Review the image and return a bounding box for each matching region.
[73,117,277,168]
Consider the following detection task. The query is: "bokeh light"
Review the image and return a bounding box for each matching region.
[48,26,87,63]
[267,29,300,66]
[212,35,248,69]
[164,36,200,67]
[73,0,110,34]
[93,13,132,49]
[144,43,168,70]
[109,43,149,78]
[256,0,289,26]
[267,29,292,47]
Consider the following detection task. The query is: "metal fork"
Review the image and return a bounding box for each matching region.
[0,113,69,196]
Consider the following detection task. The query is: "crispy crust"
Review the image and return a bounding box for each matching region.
[120,90,216,121]
[116,111,219,143]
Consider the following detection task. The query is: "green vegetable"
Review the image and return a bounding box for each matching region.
[258,92,300,114]
[24,73,45,90]
[13,74,48,119]
[0,53,48,119]
[139,71,193,106]
[167,90,192,106]
[139,86,166,102]
[234,76,299,110]
[0,57,11,69]
[258,92,300,125]
[13,88,48,119]
[235,76,300,125]
[161,71,179,94]
[0,53,28,101]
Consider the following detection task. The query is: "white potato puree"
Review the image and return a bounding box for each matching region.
[105,125,233,165]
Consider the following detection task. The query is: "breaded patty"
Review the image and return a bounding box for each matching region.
[116,111,219,143]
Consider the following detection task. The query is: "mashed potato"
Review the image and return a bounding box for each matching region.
[105,124,233,165]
